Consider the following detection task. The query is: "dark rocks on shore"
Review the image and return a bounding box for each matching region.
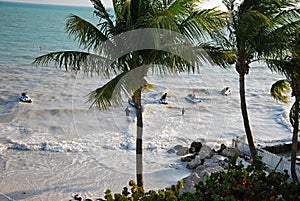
[169,142,246,194]
[167,141,205,157]
[190,141,202,153]
[179,154,228,194]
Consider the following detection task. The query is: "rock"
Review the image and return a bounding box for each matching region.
[206,154,227,165]
[183,172,201,183]
[191,154,227,181]
[186,155,204,169]
[74,194,83,201]
[179,179,196,194]
[188,147,196,153]
[216,143,227,154]
[180,172,201,194]
[167,145,189,156]
[175,146,189,156]
[174,145,183,150]
[198,144,212,159]
[190,141,202,153]
[181,153,197,162]
[167,148,176,154]
[221,147,243,157]
[194,164,205,174]
[194,162,225,180]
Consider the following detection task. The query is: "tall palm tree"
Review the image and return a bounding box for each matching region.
[33,0,227,187]
[269,32,300,182]
[221,0,299,158]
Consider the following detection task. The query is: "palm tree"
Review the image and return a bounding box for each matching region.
[33,0,227,187]
[221,0,299,158]
[269,32,300,182]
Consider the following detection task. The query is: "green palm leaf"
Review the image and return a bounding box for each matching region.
[270,79,291,103]
[199,43,236,67]
[88,72,128,110]
[91,0,115,30]
[66,14,109,50]
[33,51,90,71]
[32,51,113,76]
[88,67,149,110]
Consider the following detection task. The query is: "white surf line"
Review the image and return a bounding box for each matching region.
[0,193,16,201]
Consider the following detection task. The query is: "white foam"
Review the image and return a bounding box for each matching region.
[0,64,294,199]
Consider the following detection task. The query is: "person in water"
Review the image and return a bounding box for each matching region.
[161,93,167,101]
[182,108,185,116]
[192,90,197,98]
[222,87,230,95]
[125,107,130,116]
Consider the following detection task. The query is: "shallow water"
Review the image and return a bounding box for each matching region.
[0,2,295,200]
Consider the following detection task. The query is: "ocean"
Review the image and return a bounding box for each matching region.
[0,1,295,200]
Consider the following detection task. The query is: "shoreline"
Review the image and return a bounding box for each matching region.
[0,138,299,200]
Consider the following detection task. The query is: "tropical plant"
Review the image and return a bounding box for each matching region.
[221,0,300,158]
[269,31,300,182]
[33,0,228,187]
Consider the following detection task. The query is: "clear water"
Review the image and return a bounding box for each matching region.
[0,1,294,200]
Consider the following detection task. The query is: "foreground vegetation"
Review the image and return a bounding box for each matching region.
[72,156,300,201]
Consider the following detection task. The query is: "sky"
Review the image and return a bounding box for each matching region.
[2,0,227,9]
[2,0,113,7]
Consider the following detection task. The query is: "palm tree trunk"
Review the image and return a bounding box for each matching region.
[134,88,144,187]
[291,96,299,182]
[239,72,257,158]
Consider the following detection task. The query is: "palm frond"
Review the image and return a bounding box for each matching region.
[88,72,127,110]
[199,43,236,68]
[143,82,155,90]
[33,51,90,71]
[270,79,291,103]
[88,68,149,110]
[180,8,227,43]
[111,0,130,30]
[147,10,180,31]
[91,0,115,30]
[32,51,115,76]
[165,0,193,14]
[66,14,109,51]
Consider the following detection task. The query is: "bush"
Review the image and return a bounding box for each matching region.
[189,155,300,201]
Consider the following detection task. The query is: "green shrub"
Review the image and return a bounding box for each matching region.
[191,155,299,201]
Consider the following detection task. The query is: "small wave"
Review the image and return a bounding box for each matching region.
[6,139,89,153]
[21,108,74,117]
[273,107,292,132]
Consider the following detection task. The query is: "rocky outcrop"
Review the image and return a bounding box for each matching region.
[171,142,245,194]
[179,154,228,194]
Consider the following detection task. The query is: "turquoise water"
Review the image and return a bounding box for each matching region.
[0,1,95,65]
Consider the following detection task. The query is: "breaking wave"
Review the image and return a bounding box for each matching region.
[4,139,89,152]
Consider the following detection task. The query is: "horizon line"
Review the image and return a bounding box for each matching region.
[0,0,113,8]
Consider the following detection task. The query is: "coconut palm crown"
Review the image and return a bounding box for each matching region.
[221,0,300,158]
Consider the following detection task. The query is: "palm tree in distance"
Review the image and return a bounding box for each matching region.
[33,0,228,187]
[269,32,300,182]
[221,0,299,158]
